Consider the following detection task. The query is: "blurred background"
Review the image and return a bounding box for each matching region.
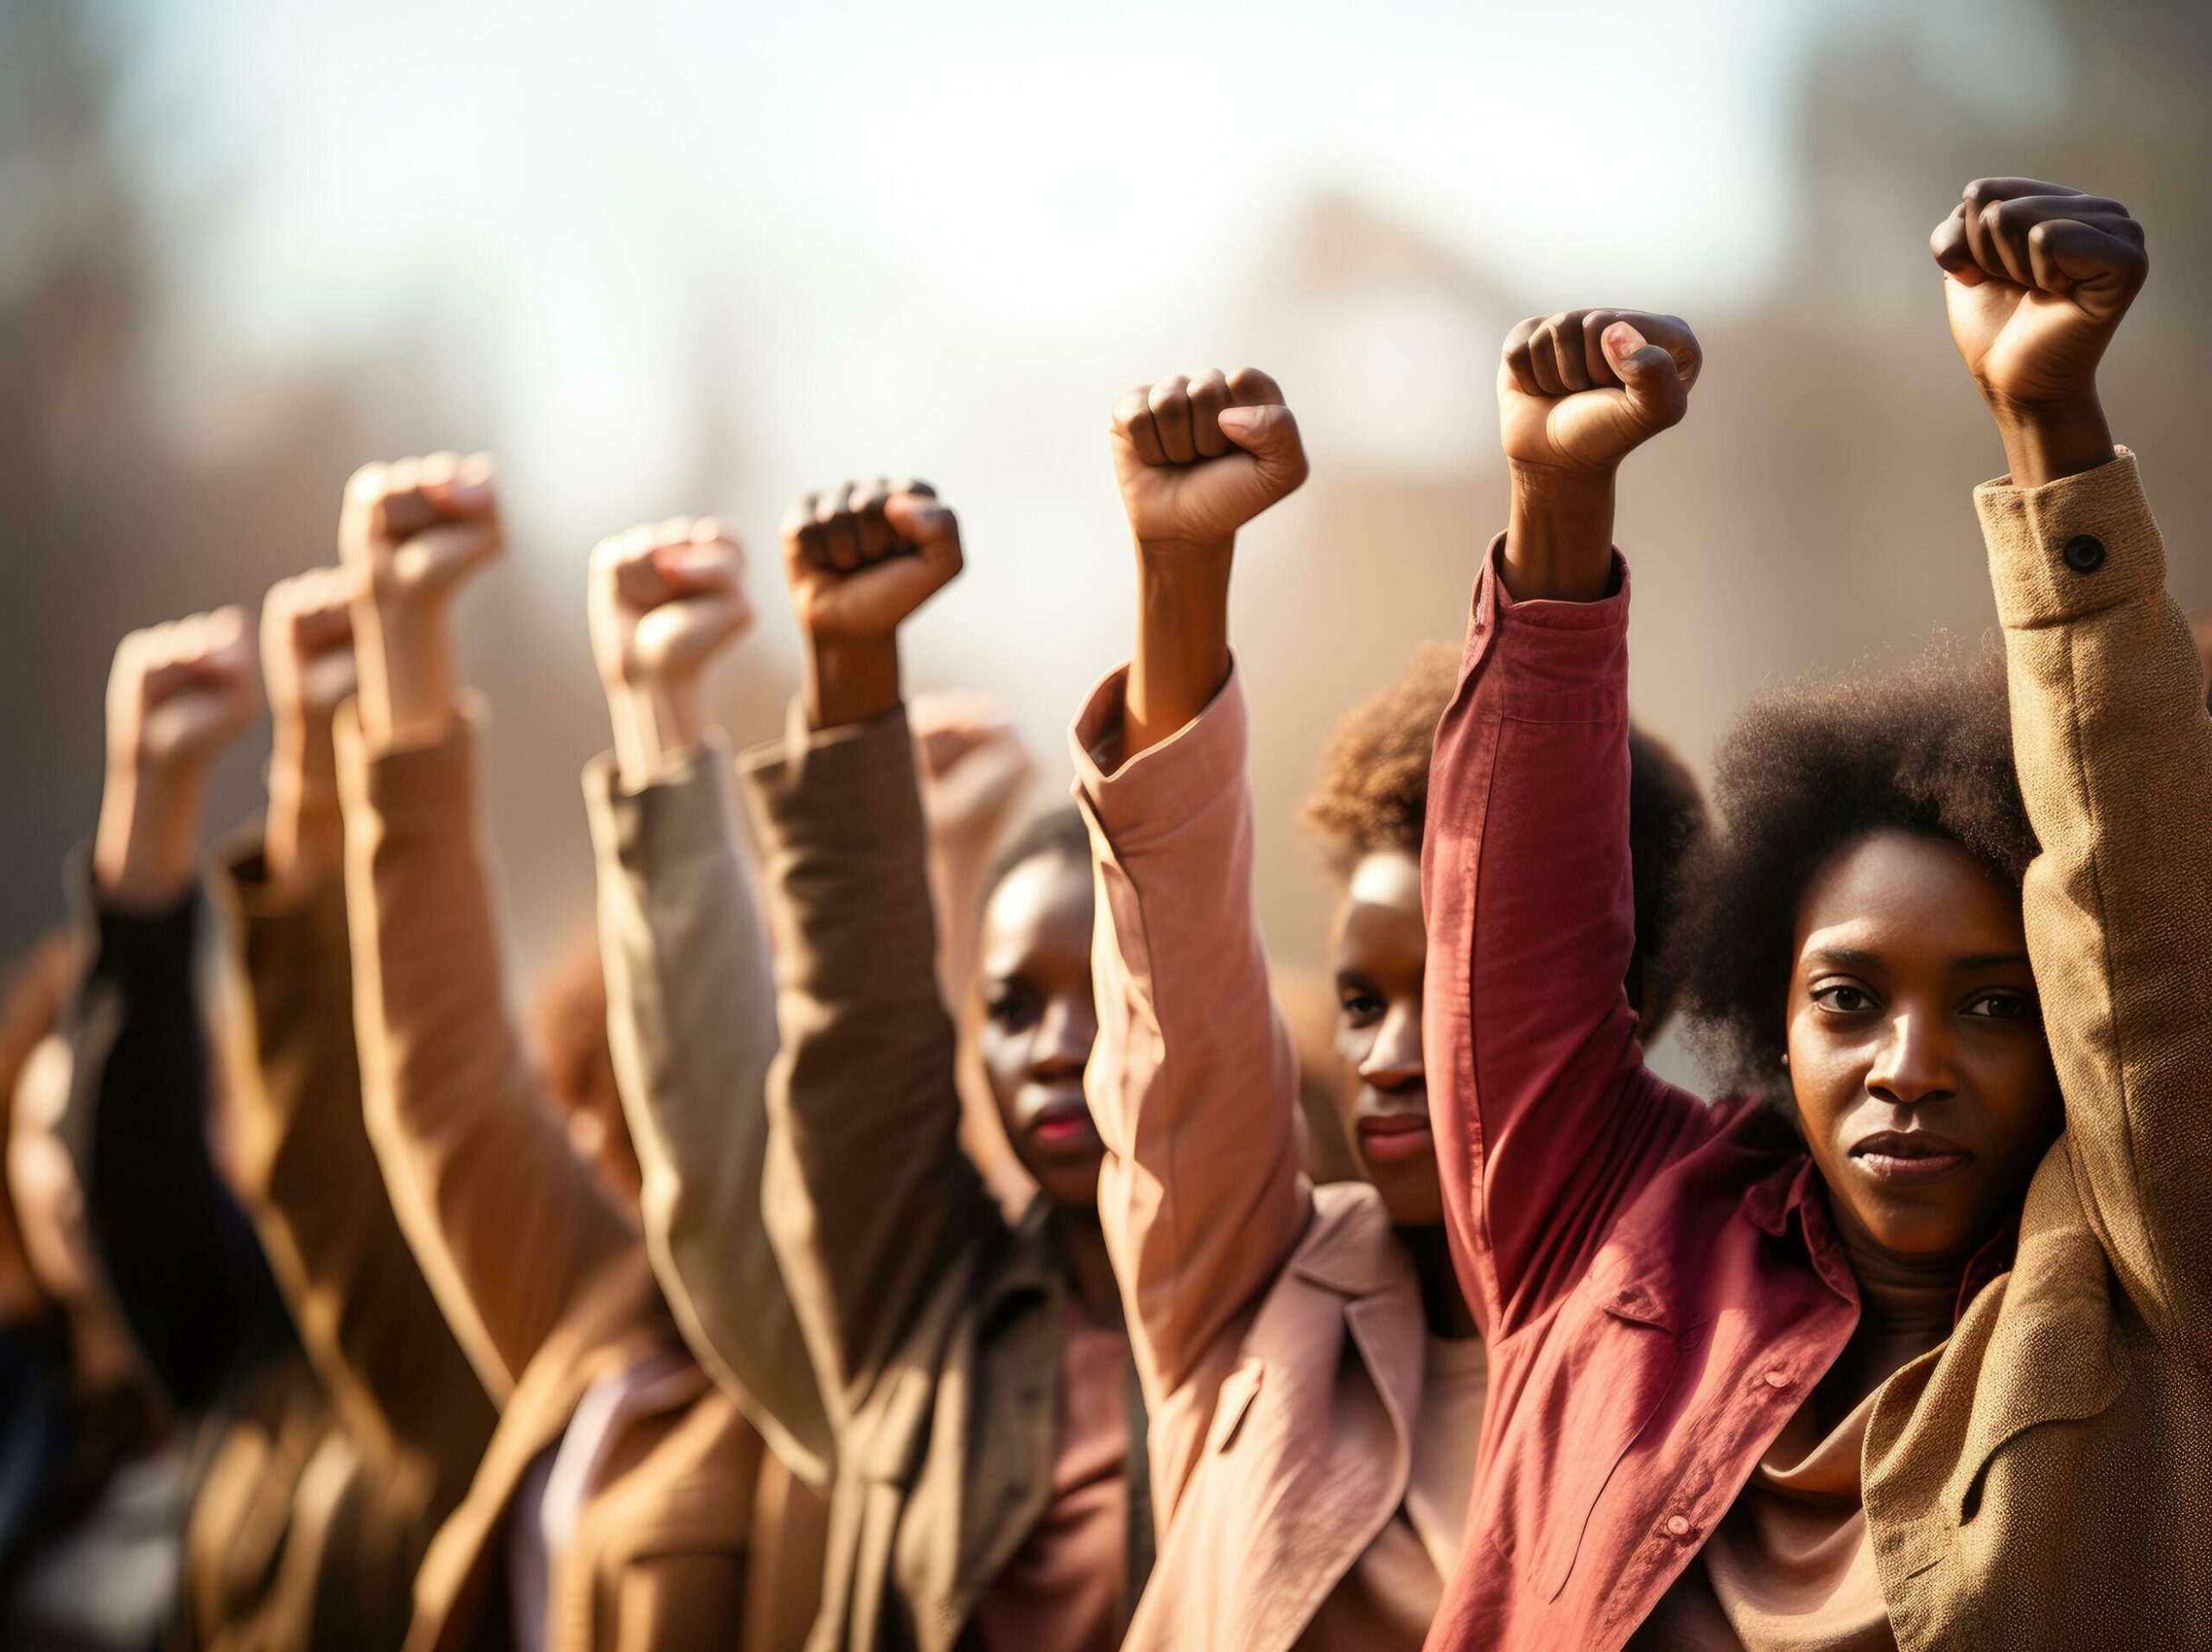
[4,0,2207,1080]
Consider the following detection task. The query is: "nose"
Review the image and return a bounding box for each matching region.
[1358,1001,1424,1094]
[1029,994,1096,1081]
[1866,1006,1960,1109]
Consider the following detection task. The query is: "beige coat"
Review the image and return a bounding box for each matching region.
[1859,451,2212,1645]
[1075,666,1460,1651]
[336,704,823,1652]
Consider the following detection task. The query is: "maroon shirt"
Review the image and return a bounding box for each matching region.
[1418,543,2005,1651]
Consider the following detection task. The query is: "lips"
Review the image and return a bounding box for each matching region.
[1024,1091,1097,1153]
[1850,1128,1974,1186]
[1357,1112,1433,1166]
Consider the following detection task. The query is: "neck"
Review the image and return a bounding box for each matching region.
[1401,1224,1479,1340]
[1822,1221,1974,1420]
[1052,1205,1125,1326]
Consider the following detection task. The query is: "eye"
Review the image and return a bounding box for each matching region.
[1337,987,1384,1028]
[1964,989,2038,1024]
[1811,982,1876,1015]
[983,984,1039,1031]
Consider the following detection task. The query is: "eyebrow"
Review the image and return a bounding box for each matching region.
[1805,946,2031,971]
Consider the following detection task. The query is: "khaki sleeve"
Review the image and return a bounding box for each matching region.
[213,838,497,1504]
[1979,448,2212,1361]
[586,742,834,1489]
[337,699,645,1396]
[738,702,998,1421]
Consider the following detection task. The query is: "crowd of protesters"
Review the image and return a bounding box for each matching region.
[1,175,2204,1652]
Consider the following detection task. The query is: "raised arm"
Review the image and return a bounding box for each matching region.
[75,607,292,1410]
[748,481,994,1420]
[1074,368,1310,1504]
[1932,179,2212,1357]
[1423,312,1711,1337]
[337,454,639,1398]
[214,567,493,1495]
[583,516,832,1485]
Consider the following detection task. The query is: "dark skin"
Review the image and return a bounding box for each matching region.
[786,481,1120,1323]
[1502,178,2143,1413]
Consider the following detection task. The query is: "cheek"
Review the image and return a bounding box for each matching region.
[976,1026,1023,1109]
[1785,1009,1870,1141]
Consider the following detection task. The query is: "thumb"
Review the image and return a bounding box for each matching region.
[1601,323,1689,429]
[1216,404,1311,494]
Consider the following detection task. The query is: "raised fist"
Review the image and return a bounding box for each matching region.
[781,480,963,642]
[261,566,359,733]
[339,451,503,609]
[1930,179,2146,409]
[106,607,259,778]
[589,518,752,690]
[1109,368,1307,550]
[1498,310,1700,473]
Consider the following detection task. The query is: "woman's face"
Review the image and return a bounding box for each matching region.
[1788,828,2061,1265]
[1331,848,1442,1228]
[977,851,1102,1210]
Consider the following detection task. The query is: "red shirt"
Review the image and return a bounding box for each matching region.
[1418,543,2004,1651]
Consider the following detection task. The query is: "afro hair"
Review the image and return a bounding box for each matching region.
[1668,634,2037,1093]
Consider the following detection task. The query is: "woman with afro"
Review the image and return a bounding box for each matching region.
[1421,180,2210,1650]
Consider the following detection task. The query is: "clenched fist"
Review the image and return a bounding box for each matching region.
[1499,310,1700,475]
[260,568,357,891]
[782,480,963,643]
[588,518,752,785]
[1109,368,1307,551]
[95,607,260,908]
[1931,179,2145,410]
[1930,179,2143,486]
[337,451,501,746]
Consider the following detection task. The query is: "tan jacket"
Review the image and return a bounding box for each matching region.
[204,846,499,1649]
[1859,451,2212,1645]
[1074,666,1455,1652]
[335,703,820,1652]
[737,705,1119,1652]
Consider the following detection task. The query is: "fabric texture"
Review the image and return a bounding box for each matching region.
[1073,664,1484,1652]
[1419,454,2212,1651]
[738,701,1147,1652]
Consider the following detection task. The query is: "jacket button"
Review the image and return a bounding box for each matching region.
[2062,534,2106,573]
[1665,1515,1692,1537]
[1763,1369,1789,1388]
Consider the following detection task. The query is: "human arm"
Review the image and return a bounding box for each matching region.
[583,517,834,1484]
[1422,313,1713,1337]
[1933,179,2212,1357]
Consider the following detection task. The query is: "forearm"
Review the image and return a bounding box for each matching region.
[607,677,709,791]
[1502,463,1617,604]
[803,634,900,731]
[353,599,461,748]
[1124,546,1233,759]
[92,765,207,913]
[1986,393,2116,489]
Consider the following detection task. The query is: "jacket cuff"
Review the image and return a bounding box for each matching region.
[1070,661,1246,852]
[66,845,196,978]
[1975,448,2161,630]
[334,694,485,845]
[582,735,737,880]
[1476,535,1633,723]
[734,698,922,854]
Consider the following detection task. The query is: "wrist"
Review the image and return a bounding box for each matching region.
[354,597,457,747]
[1980,389,2113,488]
[607,675,708,790]
[1503,461,1618,603]
[1125,540,1233,760]
[94,763,205,912]
[803,632,900,731]
[264,725,343,893]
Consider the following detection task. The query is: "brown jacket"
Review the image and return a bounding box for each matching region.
[1074,667,1463,1651]
[737,705,1140,1652]
[1857,451,2212,1646]
[335,702,819,1652]
[203,845,499,1649]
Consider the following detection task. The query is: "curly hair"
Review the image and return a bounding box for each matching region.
[1668,634,2037,1093]
[1302,644,1709,1026]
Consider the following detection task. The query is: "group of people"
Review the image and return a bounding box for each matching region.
[1,173,2204,1652]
